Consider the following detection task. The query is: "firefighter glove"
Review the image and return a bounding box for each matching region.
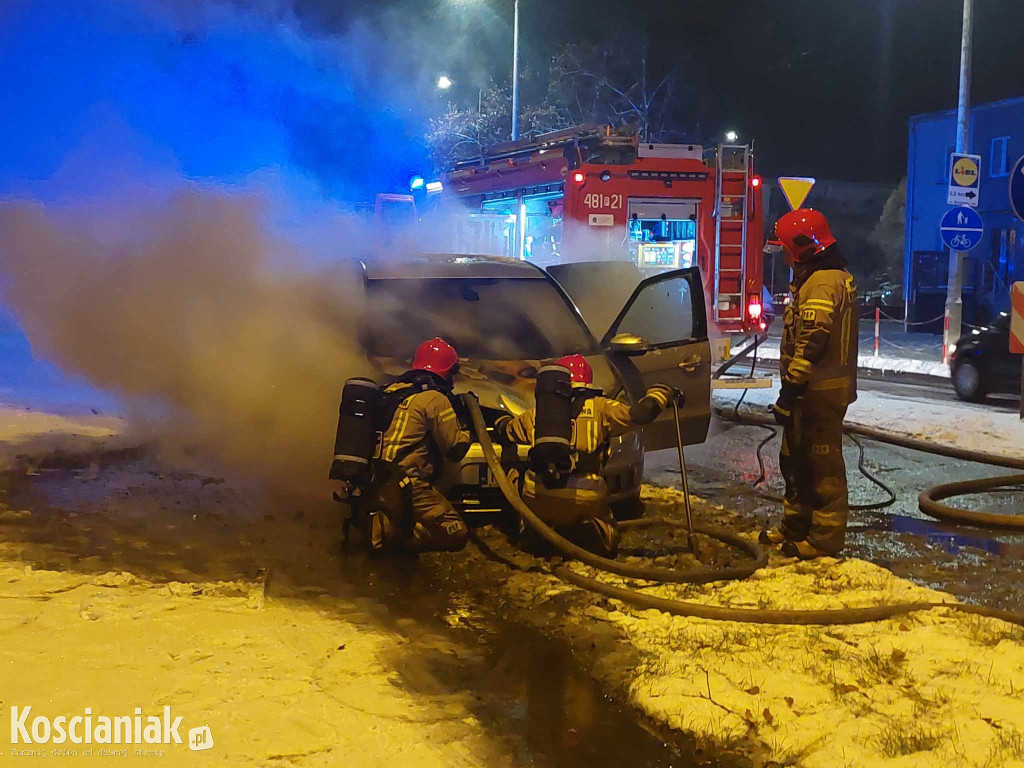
[630,384,679,425]
[493,413,513,441]
[772,382,805,427]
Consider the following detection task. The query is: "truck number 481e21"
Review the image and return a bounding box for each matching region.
[583,193,623,210]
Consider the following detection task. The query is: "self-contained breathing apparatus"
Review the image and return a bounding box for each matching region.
[530,365,574,487]
[330,372,465,552]
[529,364,609,490]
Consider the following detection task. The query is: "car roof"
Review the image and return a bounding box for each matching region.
[362,254,547,280]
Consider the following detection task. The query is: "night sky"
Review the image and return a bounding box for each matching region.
[296,0,1024,184]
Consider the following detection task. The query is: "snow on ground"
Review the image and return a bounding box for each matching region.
[583,486,1024,768]
[714,380,1024,462]
[0,560,514,767]
[741,339,951,379]
[0,403,128,471]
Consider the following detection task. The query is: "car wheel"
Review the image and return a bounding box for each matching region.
[952,359,987,402]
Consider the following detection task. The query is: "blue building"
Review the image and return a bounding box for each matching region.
[905,95,1024,330]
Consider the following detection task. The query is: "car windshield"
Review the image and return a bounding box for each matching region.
[362,277,598,361]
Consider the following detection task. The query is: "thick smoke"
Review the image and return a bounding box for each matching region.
[0,190,374,495]
[0,0,446,495]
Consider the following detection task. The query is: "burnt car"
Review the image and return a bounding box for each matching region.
[950,312,1022,402]
[354,255,712,516]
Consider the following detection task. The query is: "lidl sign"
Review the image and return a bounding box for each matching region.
[947,152,981,208]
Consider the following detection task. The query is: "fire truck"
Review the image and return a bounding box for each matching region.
[437,124,765,334]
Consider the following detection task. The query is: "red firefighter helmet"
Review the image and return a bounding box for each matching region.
[411,338,460,380]
[554,354,593,385]
[775,208,837,262]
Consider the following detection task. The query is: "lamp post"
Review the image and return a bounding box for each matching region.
[943,0,974,361]
[511,0,520,140]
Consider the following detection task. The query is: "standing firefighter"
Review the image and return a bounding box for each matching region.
[331,338,471,554]
[764,209,858,559]
[496,354,675,556]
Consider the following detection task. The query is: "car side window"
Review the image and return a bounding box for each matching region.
[613,273,700,346]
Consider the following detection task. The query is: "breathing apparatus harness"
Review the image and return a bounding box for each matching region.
[529,364,608,488]
[330,370,463,549]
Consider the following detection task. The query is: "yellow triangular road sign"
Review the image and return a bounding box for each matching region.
[778,177,816,211]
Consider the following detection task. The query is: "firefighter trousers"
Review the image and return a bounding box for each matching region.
[513,469,621,557]
[408,479,469,553]
[778,397,849,554]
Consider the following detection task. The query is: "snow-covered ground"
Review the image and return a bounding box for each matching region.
[568,488,1024,768]
[742,339,951,379]
[715,380,1024,462]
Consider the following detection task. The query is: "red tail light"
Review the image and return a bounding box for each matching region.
[747,295,763,320]
[751,175,762,188]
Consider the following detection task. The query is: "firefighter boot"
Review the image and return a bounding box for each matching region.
[781,539,839,560]
[759,527,788,546]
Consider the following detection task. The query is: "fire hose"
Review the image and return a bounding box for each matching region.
[463,393,1024,626]
[717,406,1024,530]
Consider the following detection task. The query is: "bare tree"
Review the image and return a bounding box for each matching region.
[547,35,691,142]
[426,78,565,169]
[425,36,696,169]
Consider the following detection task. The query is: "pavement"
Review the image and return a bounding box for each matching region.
[733,317,951,379]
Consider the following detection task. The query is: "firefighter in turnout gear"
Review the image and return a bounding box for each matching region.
[371,338,472,553]
[764,209,858,559]
[496,354,675,556]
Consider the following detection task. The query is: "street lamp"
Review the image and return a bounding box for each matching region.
[725,130,739,143]
[446,0,521,140]
[437,75,453,91]
[511,0,520,140]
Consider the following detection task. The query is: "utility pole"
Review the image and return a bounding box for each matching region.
[944,0,974,361]
[511,0,520,140]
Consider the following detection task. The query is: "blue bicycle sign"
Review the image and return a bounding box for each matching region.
[940,206,984,252]
[949,232,973,249]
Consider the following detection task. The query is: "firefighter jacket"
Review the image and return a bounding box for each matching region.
[498,391,646,523]
[378,372,471,483]
[503,393,642,469]
[781,246,859,406]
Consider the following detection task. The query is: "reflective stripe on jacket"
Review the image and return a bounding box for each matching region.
[504,394,638,506]
[781,257,859,405]
[379,389,470,481]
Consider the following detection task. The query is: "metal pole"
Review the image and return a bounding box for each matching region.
[944,0,974,361]
[874,306,880,358]
[1019,356,1024,421]
[671,399,695,548]
[511,0,520,140]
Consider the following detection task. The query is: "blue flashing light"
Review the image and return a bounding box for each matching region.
[409,176,425,190]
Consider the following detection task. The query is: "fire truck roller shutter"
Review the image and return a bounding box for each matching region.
[626,199,697,222]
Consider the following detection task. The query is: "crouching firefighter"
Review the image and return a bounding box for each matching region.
[764,208,858,560]
[495,354,676,557]
[330,338,471,554]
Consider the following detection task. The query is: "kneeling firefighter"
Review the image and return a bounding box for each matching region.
[330,338,471,554]
[495,354,676,556]
[765,208,858,559]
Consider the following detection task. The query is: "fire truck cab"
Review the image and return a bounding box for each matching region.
[439,124,765,335]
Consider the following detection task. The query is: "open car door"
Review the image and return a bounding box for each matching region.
[547,261,645,342]
[600,267,712,450]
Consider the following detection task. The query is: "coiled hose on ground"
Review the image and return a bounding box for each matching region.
[464,394,1024,626]
[725,337,897,512]
[717,406,1024,529]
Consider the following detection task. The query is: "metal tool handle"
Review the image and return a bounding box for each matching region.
[671,398,695,545]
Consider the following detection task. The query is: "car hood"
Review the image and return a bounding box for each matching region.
[368,355,619,414]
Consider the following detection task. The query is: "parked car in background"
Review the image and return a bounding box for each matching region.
[950,312,1022,402]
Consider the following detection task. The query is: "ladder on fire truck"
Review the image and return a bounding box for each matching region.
[712,144,751,326]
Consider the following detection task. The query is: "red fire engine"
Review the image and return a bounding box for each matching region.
[437,124,765,334]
